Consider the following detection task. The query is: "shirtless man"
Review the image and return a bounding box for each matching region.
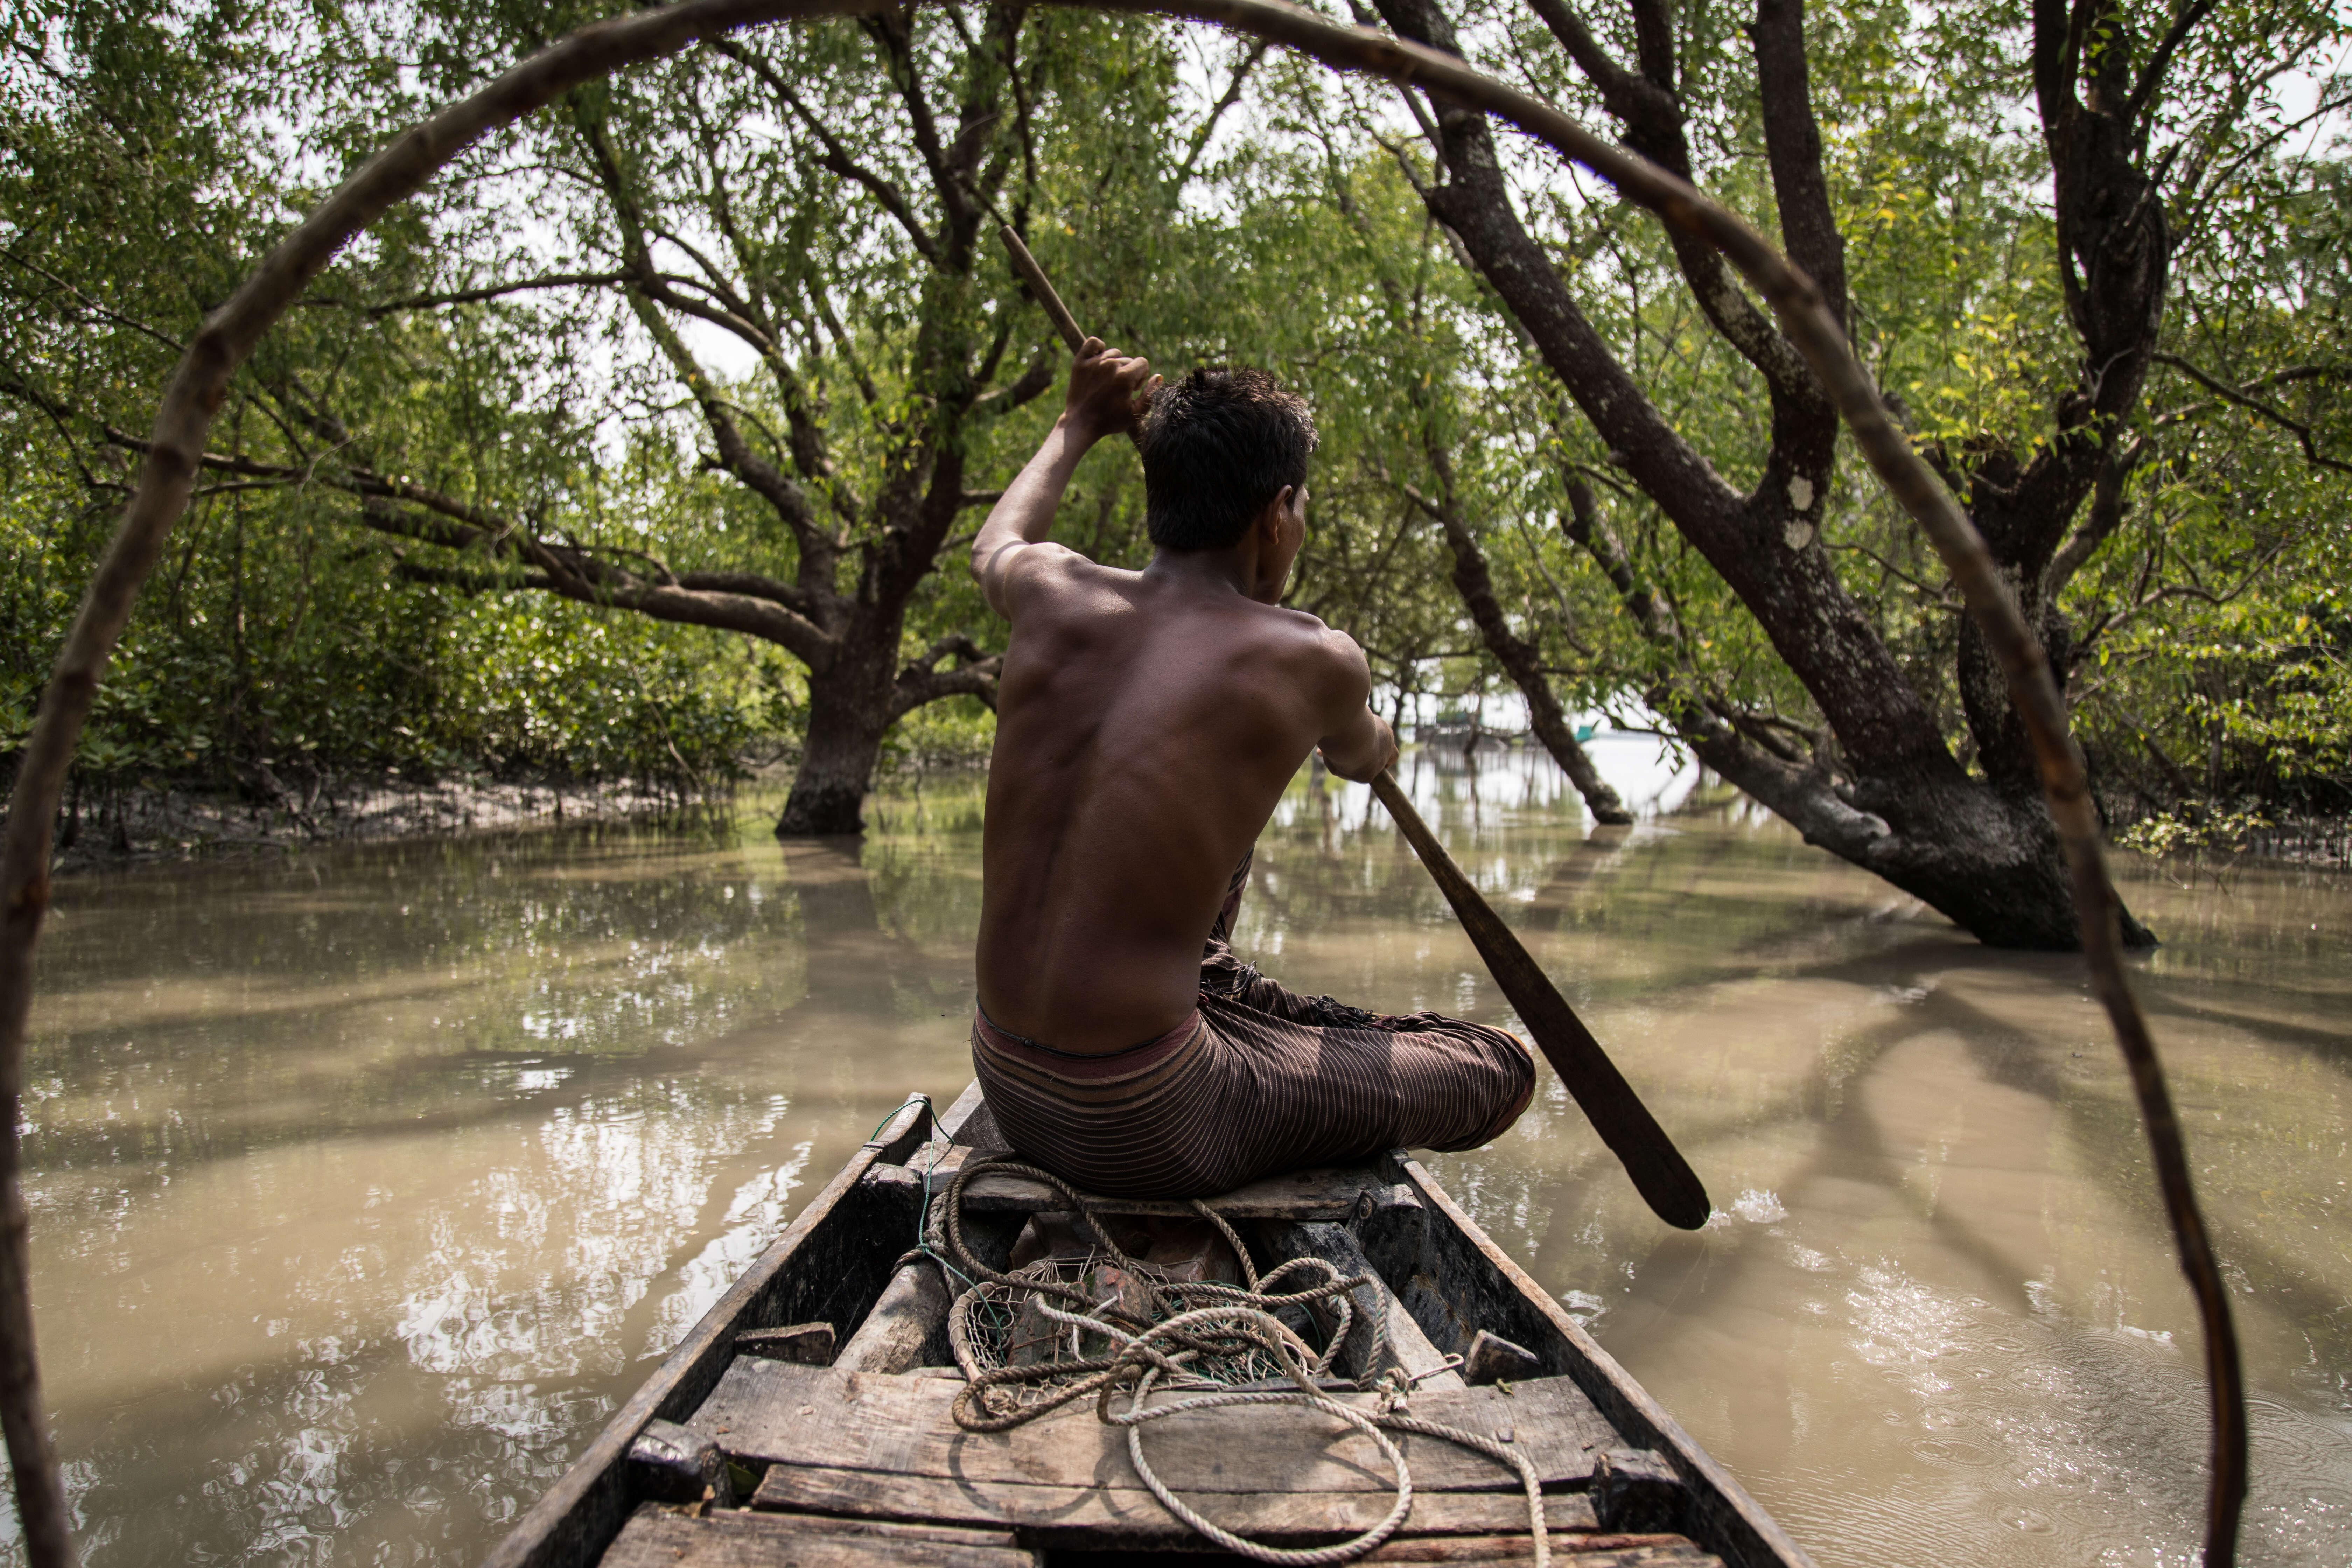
[967,340,1533,1198]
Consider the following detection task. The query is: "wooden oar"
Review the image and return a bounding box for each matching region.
[998,224,1712,1231]
[1001,225,1087,354]
[1367,772,1709,1229]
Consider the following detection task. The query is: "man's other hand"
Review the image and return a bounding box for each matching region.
[1063,337,1160,444]
[972,338,1158,618]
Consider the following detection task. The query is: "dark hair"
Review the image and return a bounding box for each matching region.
[1136,368,1318,551]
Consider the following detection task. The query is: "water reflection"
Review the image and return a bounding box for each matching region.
[1370,757,2351,1568]
[19,808,986,1563]
[9,751,2347,1566]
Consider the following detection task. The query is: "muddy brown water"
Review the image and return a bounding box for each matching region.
[10,751,2347,1565]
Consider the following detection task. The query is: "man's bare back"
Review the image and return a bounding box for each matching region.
[969,344,1397,1053]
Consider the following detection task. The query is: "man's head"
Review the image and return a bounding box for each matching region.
[1137,369,1318,560]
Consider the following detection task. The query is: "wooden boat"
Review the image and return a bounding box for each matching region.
[485,1085,1813,1568]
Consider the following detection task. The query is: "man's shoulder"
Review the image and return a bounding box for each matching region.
[1002,547,1138,617]
[1000,541,1092,585]
[1261,601,1360,658]
[1226,601,1368,686]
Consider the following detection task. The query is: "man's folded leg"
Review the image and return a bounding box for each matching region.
[1196,941,1535,1170]
[973,953,1535,1199]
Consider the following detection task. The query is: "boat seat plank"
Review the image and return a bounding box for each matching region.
[694,1360,1614,1496]
[864,1146,1397,1220]
[1343,1535,1718,1563]
[750,1462,1603,1544]
[601,1505,1033,1567]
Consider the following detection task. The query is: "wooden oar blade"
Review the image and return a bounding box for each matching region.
[1369,771,1712,1230]
[1461,919,1712,1231]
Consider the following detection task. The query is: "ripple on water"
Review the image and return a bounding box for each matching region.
[1788,1256,2343,1567]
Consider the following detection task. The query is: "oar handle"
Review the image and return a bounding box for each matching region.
[1370,769,1711,1230]
[1000,224,1087,354]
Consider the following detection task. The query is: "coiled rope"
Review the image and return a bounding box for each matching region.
[920,1156,1548,1567]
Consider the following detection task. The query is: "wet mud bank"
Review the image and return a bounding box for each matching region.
[18,770,712,874]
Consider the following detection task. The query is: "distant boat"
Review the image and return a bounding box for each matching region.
[487,1085,1810,1568]
[1575,723,1598,742]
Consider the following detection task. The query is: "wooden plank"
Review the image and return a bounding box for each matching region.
[696,1359,1610,1496]
[1264,1220,1465,1390]
[751,1462,1602,1545]
[1395,1157,1811,1568]
[937,1082,1010,1154]
[935,1079,990,1141]
[833,1261,951,1373]
[735,1323,835,1365]
[480,1092,938,1568]
[1350,1534,1718,1563]
[864,1145,1391,1220]
[1594,1448,1687,1533]
[602,1505,1033,1568]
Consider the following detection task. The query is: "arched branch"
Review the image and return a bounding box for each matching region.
[0,7,880,1560]
[0,5,2242,1566]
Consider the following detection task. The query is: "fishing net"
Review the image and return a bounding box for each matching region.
[950,1252,1314,1408]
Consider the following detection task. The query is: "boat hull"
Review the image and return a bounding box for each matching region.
[485,1084,1809,1568]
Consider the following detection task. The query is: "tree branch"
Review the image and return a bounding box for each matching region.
[1560,474,1682,645]
[710,37,942,261]
[1178,40,1270,180]
[1520,0,1679,133]
[2153,352,2352,478]
[0,247,188,357]
[861,7,973,246]
[391,560,548,593]
[1514,0,1826,417]
[358,498,837,658]
[573,107,846,547]
[2125,0,2221,130]
[2046,437,2147,597]
[1410,439,1632,821]
[303,270,630,316]
[972,347,1057,415]
[891,634,1001,716]
[802,274,882,406]
[672,569,825,612]
[1749,0,1849,331]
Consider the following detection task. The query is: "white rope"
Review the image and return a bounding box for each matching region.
[930,1156,1549,1567]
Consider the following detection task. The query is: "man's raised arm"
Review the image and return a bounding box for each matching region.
[971,338,1158,619]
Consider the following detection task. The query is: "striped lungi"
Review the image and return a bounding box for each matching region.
[971,853,1535,1198]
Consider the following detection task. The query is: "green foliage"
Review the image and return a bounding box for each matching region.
[2117,806,2274,858]
[2,0,2345,836]
[0,471,768,790]
[1273,0,2352,821]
